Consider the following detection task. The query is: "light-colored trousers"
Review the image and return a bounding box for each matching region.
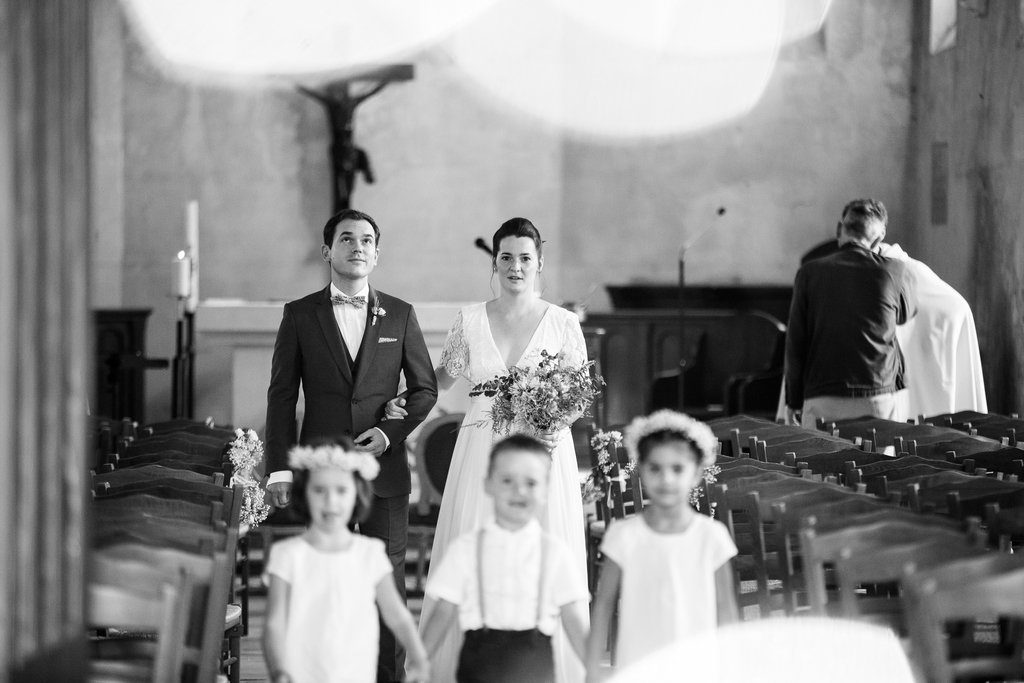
[800,392,905,430]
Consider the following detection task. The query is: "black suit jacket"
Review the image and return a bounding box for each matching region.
[265,285,438,497]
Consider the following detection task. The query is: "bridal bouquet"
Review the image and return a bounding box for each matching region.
[228,428,272,528]
[580,429,632,504]
[469,349,604,437]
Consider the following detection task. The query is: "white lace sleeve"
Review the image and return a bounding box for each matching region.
[439,309,469,379]
[562,310,588,367]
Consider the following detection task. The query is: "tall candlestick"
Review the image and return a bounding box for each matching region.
[185,200,199,312]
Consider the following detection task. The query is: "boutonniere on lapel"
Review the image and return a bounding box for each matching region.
[371,295,386,327]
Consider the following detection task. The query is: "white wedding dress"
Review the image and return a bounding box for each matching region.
[418,302,589,683]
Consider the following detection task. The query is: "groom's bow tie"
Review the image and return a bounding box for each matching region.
[331,293,366,308]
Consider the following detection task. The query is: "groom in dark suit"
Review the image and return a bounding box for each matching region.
[264,209,438,683]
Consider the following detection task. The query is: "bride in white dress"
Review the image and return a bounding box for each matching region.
[389,218,589,683]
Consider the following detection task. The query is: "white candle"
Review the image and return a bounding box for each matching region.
[173,252,191,298]
[185,200,199,312]
[186,200,199,258]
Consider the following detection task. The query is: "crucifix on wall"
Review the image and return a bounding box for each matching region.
[298,64,415,212]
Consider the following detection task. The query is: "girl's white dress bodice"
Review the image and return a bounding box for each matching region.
[418,302,589,683]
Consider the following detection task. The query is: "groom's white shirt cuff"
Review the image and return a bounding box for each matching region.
[267,427,390,485]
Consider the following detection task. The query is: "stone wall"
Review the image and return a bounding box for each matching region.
[562,0,915,307]
[908,1,1024,414]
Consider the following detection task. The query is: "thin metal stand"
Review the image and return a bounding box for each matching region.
[678,254,686,412]
[171,301,195,419]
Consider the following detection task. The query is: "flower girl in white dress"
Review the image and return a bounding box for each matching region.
[262,437,430,683]
[586,410,739,680]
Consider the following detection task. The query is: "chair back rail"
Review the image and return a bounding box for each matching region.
[94,464,224,488]
[834,539,987,628]
[801,517,981,618]
[96,543,233,683]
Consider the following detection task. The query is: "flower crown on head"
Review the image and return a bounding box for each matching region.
[623,409,719,467]
[287,445,380,481]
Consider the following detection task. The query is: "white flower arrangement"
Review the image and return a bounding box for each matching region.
[581,430,632,505]
[689,463,722,516]
[228,428,272,528]
[287,444,380,481]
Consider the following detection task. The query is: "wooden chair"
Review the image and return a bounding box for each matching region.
[141,418,236,440]
[909,474,1024,517]
[412,412,463,518]
[793,448,893,482]
[124,433,231,458]
[832,538,987,633]
[718,460,799,477]
[904,553,1024,683]
[916,436,1005,460]
[92,483,246,681]
[772,495,907,614]
[711,477,845,618]
[94,544,234,683]
[964,447,1024,476]
[985,503,1024,552]
[707,418,818,458]
[727,479,867,616]
[801,516,983,621]
[113,457,225,478]
[94,464,225,490]
[94,515,234,556]
[95,478,236,509]
[94,493,230,529]
[857,462,966,498]
[760,437,852,463]
[93,514,244,682]
[113,448,229,471]
[88,553,193,683]
[407,412,464,594]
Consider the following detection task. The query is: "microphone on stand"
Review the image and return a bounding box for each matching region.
[474,238,493,257]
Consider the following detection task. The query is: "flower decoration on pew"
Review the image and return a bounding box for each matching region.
[228,428,272,528]
[581,429,631,504]
[469,349,604,437]
[287,445,380,480]
[689,463,722,515]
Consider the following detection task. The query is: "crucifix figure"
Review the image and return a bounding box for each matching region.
[298,64,414,212]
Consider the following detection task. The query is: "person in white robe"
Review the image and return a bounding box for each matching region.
[777,243,986,422]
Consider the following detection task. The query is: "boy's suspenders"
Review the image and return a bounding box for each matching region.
[476,527,548,630]
[456,529,556,683]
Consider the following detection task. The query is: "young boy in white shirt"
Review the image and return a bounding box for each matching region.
[420,434,590,683]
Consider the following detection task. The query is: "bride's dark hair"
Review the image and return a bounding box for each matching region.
[491,217,543,261]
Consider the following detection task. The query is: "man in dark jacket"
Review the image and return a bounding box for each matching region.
[784,199,916,428]
[265,209,438,682]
